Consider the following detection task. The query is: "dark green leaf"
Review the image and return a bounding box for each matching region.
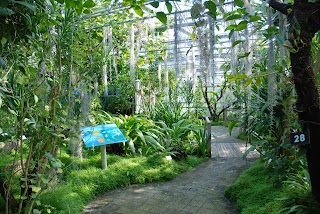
[133,5,143,17]
[234,0,244,7]
[19,66,26,75]
[83,0,96,8]
[150,1,159,8]
[235,21,247,31]
[156,12,167,24]
[226,14,242,21]
[204,1,216,19]
[238,52,251,59]
[165,1,172,13]
[55,0,64,3]
[232,40,243,47]
[0,8,15,16]
[13,1,36,12]
[83,8,91,14]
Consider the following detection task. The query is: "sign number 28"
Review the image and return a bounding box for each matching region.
[294,134,305,143]
[291,131,310,145]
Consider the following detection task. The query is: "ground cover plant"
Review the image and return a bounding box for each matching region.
[225,160,320,214]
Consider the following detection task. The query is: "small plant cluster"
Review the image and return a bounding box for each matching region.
[89,101,209,159]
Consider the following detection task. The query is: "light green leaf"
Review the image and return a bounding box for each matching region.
[249,15,261,22]
[244,78,252,87]
[83,0,96,8]
[133,5,143,17]
[34,94,38,104]
[16,74,29,85]
[156,12,167,24]
[33,209,41,214]
[190,32,195,40]
[31,186,41,193]
[150,1,159,8]
[165,1,172,13]
[1,37,7,45]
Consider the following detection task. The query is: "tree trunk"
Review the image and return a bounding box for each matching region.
[269,0,320,201]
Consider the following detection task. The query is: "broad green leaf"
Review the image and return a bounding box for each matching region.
[150,1,159,8]
[225,24,236,31]
[235,73,247,79]
[234,0,244,7]
[165,1,172,13]
[33,209,41,214]
[55,0,64,3]
[156,12,167,24]
[13,1,36,12]
[31,186,41,193]
[16,74,29,85]
[83,0,96,8]
[0,8,15,16]
[235,21,247,31]
[133,5,143,17]
[204,1,216,19]
[226,14,242,21]
[249,15,261,22]
[232,40,243,47]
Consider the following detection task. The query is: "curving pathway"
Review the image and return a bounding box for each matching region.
[82,126,259,214]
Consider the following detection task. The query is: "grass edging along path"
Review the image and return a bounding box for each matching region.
[224,160,320,214]
[225,160,284,214]
[38,154,205,214]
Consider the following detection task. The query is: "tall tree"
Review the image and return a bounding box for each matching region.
[268,0,320,200]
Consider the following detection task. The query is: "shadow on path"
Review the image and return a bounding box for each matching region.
[83,126,259,214]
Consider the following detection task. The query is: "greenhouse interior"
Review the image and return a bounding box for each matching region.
[1,0,320,213]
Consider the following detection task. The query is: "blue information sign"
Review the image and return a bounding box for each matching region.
[81,124,127,147]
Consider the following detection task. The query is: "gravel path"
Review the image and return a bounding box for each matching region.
[82,126,259,214]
